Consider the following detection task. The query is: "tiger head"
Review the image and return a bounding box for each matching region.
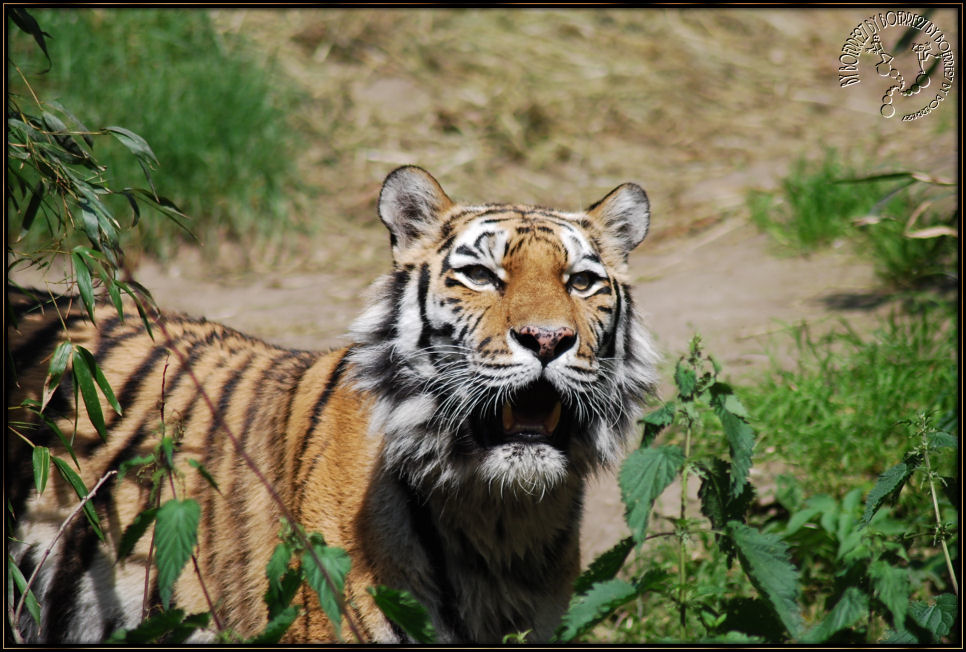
[349,166,658,497]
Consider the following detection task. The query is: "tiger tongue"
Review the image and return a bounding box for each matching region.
[503,400,561,437]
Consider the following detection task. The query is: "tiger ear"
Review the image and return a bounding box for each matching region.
[378,166,455,254]
[587,183,651,256]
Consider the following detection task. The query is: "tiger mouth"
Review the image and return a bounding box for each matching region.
[472,379,570,448]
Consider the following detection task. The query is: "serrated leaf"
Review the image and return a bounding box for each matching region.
[106,608,209,644]
[555,578,637,642]
[860,455,921,528]
[908,594,957,641]
[71,346,106,439]
[674,361,697,397]
[247,605,299,644]
[698,458,755,559]
[641,401,675,447]
[264,542,300,620]
[155,499,200,609]
[301,535,351,635]
[868,560,909,628]
[368,586,436,644]
[117,454,155,483]
[8,555,42,627]
[573,536,634,596]
[117,507,158,560]
[188,459,221,494]
[619,445,685,544]
[50,456,104,540]
[802,586,869,643]
[32,446,50,495]
[710,384,755,498]
[928,430,958,450]
[727,521,802,639]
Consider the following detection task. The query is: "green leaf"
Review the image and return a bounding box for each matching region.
[710,383,755,498]
[71,346,106,439]
[41,340,73,412]
[75,345,121,415]
[640,401,675,447]
[908,594,957,641]
[368,586,436,644]
[104,126,160,168]
[17,180,45,240]
[247,605,300,644]
[868,560,909,628]
[117,454,155,483]
[71,249,96,322]
[8,555,42,627]
[802,586,869,643]
[301,534,351,635]
[264,542,300,620]
[32,446,50,495]
[619,445,685,544]
[188,459,221,494]
[573,536,633,596]
[555,578,637,642]
[928,430,958,450]
[50,456,104,540]
[698,458,755,558]
[727,521,802,639]
[9,8,51,69]
[27,406,80,468]
[860,454,922,528]
[155,499,200,609]
[674,360,697,397]
[106,608,210,644]
[117,507,158,560]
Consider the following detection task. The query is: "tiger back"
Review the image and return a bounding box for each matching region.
[6,166,659,643]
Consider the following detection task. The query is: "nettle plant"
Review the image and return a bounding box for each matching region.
[552,336,958,644]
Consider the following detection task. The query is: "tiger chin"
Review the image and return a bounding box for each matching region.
[6,166,659,644]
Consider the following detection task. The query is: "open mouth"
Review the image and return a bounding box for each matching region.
[472,379,570,447]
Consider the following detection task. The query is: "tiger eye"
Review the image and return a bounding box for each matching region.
[463,265,496,286]
[568,271,595,292]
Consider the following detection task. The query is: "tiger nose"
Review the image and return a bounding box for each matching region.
[512,325,577,364]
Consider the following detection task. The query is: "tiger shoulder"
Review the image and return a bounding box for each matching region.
[7,166,659,643]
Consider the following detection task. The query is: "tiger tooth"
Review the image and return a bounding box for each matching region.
[502,402,514,432]
[545,401,562,434]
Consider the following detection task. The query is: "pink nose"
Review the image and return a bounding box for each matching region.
[512,325,576,364]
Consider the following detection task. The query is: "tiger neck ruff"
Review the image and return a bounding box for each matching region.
[8,166,658,643]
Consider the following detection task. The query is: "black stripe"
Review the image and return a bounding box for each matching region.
[416,263,432,351]
[294,348,353,487]
[103,345,171,429]
[601,281,622,359]
[10,313,86,377]
[396,475,472,642]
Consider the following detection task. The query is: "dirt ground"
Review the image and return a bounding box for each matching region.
[14,8,959,567]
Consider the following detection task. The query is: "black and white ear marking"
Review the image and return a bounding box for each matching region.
[587,183,651,256]
[378,166,454,254]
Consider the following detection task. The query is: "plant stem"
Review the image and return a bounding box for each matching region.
[678,419,694,637]
[921,428,958,596]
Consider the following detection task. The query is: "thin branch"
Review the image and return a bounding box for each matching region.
[12,469,117,632]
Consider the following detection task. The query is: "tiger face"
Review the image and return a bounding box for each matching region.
[350,167,658,496]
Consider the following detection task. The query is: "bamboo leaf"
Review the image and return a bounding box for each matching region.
[41,340,73,412]
[619,445,684,545]
[71,249,96,323]
[50,456,104,540]
[9,8,51,69]
[154,499,200,609]
[368,586,436,644]
[75,345,121,416]
[32,445,50,495]
[8,556,42,627]
[104,126,159,168]
[71,346,106,439]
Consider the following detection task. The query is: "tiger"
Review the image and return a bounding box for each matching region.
[6,166,659,643]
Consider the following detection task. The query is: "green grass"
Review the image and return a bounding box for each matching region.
[745,300,957,492]
[748,151,958,290]
[8,9,303,257]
